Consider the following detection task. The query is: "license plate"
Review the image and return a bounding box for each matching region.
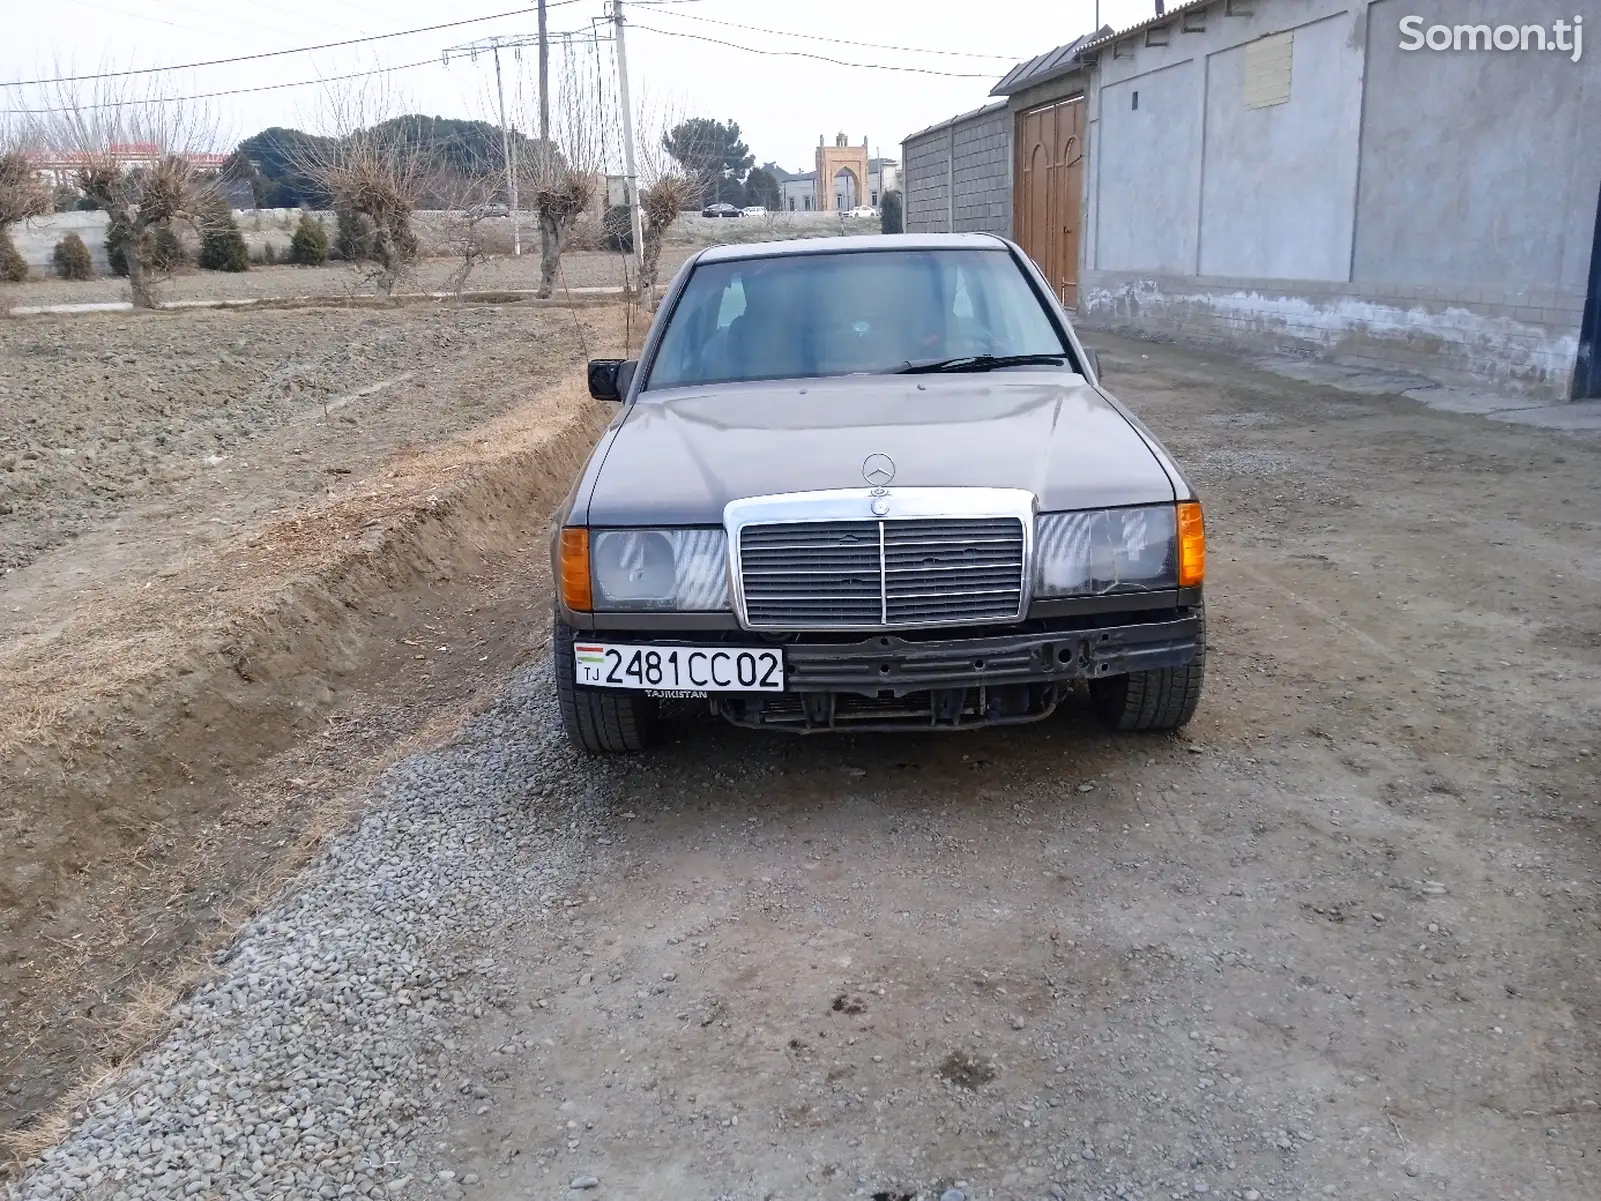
[573,643,785,693]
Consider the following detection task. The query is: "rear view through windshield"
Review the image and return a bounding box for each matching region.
[644,248,1070,389]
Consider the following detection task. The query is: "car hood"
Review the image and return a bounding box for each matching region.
[583,373,1177,526]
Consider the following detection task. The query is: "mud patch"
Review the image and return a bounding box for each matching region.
[936,1050,996,1091]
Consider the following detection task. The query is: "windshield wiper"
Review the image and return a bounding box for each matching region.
[896,353,1069,374]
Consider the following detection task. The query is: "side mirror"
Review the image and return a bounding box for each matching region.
[587,358,624,402]
[1080,347,1101,380]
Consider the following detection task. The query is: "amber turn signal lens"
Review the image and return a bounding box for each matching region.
[1176,501,1205,588]
[559,527,592,611]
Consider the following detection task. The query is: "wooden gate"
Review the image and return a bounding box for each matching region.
[1014,96,1086,309]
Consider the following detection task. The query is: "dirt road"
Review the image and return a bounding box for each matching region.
[429,336,1601,1200]
[8,333,1599,1201]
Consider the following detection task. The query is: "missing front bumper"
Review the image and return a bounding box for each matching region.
[710,613,1201,732]
[712,683,1066,732]
[781,616,1200,693]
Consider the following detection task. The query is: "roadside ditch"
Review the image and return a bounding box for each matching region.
[0,372,608,1168]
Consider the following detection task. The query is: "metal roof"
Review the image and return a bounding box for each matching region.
[988,0,1220,96]
[902,99,1008,145]
[1081,0,1216,53]
[988,31,1099,97]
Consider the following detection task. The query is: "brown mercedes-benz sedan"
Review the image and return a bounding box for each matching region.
[550,233,1206,751]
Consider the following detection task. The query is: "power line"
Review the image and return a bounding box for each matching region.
[626,21,998,78]
[324,0,419,26]
[645,8,1025,61]
[9,58,441,114]
[14,26,611,116]
[591,18,614,174]
[59,0,372,47]
[0,3,588,89]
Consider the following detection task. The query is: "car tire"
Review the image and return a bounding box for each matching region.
[553,619,658,753]
[1090,605,1207,733]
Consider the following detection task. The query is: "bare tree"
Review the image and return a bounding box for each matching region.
[529,166,594,299]
[290,83,433,298]
[435,159,503,297]
[647,103,724,211]
[522,39,601,299]
[0,119,51,228]
[635,100,713,299]
[637,174,691,299]
[0,119,52,283]
[28,76,221,307]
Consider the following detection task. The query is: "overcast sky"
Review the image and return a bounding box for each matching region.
[5,1,1165,170]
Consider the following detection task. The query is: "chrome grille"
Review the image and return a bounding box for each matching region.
[740,521,882,626]
[738,517,1026,628]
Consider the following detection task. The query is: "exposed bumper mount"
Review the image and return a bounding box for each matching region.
[713,613,1201,732]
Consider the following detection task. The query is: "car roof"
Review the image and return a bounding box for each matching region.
[694,232,1011,264]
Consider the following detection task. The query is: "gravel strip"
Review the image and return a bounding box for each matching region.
[7,662,602,1201]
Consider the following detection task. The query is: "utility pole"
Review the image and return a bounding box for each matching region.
[537,0,551,151]
[445,34,555,256]
[612,0,646,292]
[491,44,520,256]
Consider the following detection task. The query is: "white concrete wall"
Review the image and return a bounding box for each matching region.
[1355,0,1599,296]
[10,212,113,273]
[9,209,317,275]
[1079,0,1599,398]
[1094,59,1202,274]
[1090,0,1365,281]
[1196,11,1364,280]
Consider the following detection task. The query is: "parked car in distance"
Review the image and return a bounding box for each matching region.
[555,233,1206,752]
[701,203,741,218]
[741,206,768,217]
[847,206,879,219]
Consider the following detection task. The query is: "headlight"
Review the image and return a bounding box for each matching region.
[1035,505,1178,597]
[590,528,730,611]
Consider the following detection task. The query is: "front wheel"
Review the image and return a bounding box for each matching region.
[1090,606,1206,732]
[553,620,658,753]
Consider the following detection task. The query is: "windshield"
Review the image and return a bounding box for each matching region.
[643,248,1070,389]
